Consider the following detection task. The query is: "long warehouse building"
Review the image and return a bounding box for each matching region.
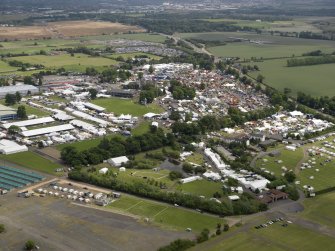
[0,85,39,98]
[20,124,75,137]
[2,117,55,129]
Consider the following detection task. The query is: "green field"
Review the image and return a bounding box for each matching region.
[180,32,335,59]
[0,151,63,175]
[108,52,162,60]
[176,180,223,198]
[80,33,167,43]
[132,121,151,136]
[56,134,119,151]
[185,152,205,165]
[256,147,304,176]
[0,60,17,73]
[9,53,117,71]
[0,102,51,117]
[300,192,335,229]
[109,195,224,232]
[92,98,164,116]
[200,223,335,251]
[247,58,335,96]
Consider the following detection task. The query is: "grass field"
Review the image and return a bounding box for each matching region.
[81,33,167,43]
[300,192,335,229]
[185,152,205,165]
[0,151,63,175]
[201,222,335,251]
[0,60,17,73]
[109,195,225,232]
[132,121,151,136]
[256,148,304,176]
[0,102,51,117]
[92,98,164,116]
[108,52,162,60]
[10,53,117,71]
[56,134,119,151]
[175,180,223,198]
[203,19,321,33]
[246,58,335,96]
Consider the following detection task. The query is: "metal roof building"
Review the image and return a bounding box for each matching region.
[2,117,55,129]
[20,124,75,137]
[0,85,39,98]
[0,104,17,121]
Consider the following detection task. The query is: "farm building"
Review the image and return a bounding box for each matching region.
[0,104,17,121]
[1,116,55,129]
[107,156,129,167]
[99,167,109,174]
[0,139,28,155]
[0,85,38,98]
[20,124,75,137]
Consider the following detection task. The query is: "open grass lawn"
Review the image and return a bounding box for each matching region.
[185,152,205,165]
[10,53,117,70]
[56,134,119,151]
[256,148,304,176]
[131,121,151,136]
[300,192,335,229]
[91,98,164,116]
[0,151,63,175]
[297,155,335,192]
[247,58,335,96]
[175,180,223,198]
[201,221,335,251]
[109,195,224,232]
[0,60,17,73]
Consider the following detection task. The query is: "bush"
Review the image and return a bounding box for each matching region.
[0,224,5,233]
[196,228,210,243]
[158,239,195,251]
[182,163,194,173]
[25,240,35,250]
[169,171,183,181]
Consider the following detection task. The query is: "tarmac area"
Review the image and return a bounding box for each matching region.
[0,193,190,251]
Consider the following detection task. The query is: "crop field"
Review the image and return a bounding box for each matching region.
[109,195,225,232]
[246,58,335,96]
[80,33,167,43]
[92,98,164,116]
[0,151,63,175]
[300,192,335,229]
[10,53,117,71]
[198,222,335,251]
[0,21,145,40]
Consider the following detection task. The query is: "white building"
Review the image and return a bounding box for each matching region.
[180,176,202,184]
[107,156,129,167]
[0,139,28,155]
[99,167,109,174]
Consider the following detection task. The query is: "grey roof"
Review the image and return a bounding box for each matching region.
[0,85,38,94]
[0,104,16,116]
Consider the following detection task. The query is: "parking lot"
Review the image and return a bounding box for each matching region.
[0,191,191,251]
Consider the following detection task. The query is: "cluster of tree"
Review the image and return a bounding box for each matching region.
[158,239,195,251]
[61,128,175,166]
[5,92,21,106]
[139,83,163,104]
[8,60,44,71]
[0,78,9,87]
[17,105,27,119]
[302,50,324,57]
[69,168,266,216]
[100,68,131,83]
[297,92,335,116]
[159,52,214,70]
[0,52,29,58]
[58,46,100,57]
[241,65,259,74]
[169,80,196,100]
[299,31,332,41]
[287,55,335,67]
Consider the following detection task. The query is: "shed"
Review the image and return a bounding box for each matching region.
[107,156,129,167]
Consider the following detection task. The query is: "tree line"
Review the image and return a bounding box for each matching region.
[287,55,335,67]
